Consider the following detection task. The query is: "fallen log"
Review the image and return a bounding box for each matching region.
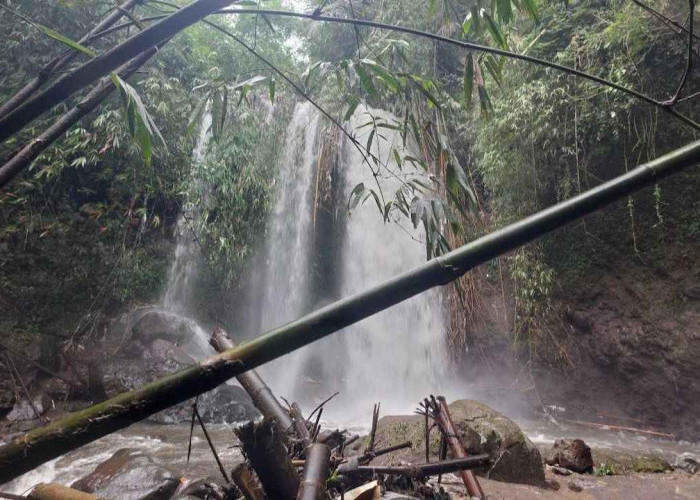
[235,420,300,499]
[1,140,699,482]
[337,455,490,479]
[231,463,265,500]
[297,443,331,500]
[210,328,294,435]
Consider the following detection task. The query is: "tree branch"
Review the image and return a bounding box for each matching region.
[665,0,694,106]
[0,0,241,144]
[0,0,141,120]
[214,8,700,131]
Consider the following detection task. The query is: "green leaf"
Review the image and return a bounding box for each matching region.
[366,129,375,154]
[521,0,540,23]
[483,12,507,49]
[268,78,276,102]
[39,25,97,57]
[496,0,513,24]
[348,182,365,210]
[483,54,503,87]
[463,53,474,109]
[478,85,493,116]
[344,96,360,121]
[355,64,377,97]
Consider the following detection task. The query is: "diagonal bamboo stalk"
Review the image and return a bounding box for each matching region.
[0,45,161,189]
[0,139,699,482]
[0,0,140,119]
[0,0,239,144]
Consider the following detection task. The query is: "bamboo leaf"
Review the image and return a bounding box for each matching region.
[268,78,276,102]
[463,53,474,109]
[344,96,360,121]
[483,12,507,49]
[355,64,377,97]
[496,0,513,24]
[348,182,365,210]
[521,0,540,23]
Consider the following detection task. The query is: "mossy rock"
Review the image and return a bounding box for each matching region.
[631,456,672,473]
[372,399,545,486]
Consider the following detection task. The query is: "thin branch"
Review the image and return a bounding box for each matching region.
[665,0,694,106]
[0,0,241,144]
[0,0,141,120]
[47,4,700,132]
[348,0,362,59]
[215,8,700,131]
[630,0,700,42]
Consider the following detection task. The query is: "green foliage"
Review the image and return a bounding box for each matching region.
[593,462,617,476]
[470,0,700,350]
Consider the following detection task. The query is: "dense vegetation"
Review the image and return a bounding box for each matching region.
[0,0,698,368]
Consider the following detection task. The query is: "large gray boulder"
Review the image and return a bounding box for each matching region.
[72,448,180,500]
[372,399,545,486]
[132,310,201,346]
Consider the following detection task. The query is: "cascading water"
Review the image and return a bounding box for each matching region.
[257,103,450,419]
[254,102,322,396]
[335,107,448,414]
[161,113,215,360]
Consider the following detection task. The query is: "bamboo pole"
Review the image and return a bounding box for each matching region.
[337,455,490,478]
[0,140,699,482]
[0,0,238,143]
[430,397,485,498]
[209,328,294,435]
[0,0,140,119]
[297,444,331,500]
[0,46,160,188]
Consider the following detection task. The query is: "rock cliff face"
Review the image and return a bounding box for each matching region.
[454,241,700,440]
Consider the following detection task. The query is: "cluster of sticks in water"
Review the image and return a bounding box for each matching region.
[199,328,491,499]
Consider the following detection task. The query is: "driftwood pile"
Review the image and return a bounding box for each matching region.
[203,328,490,500]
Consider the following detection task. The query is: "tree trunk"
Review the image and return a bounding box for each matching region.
[1,139,699,483]
[0,46,159,188]
[209,328,294,435]
[235,420,300,500]
[0,0,236,143]
[297,444,331,500]
[0,0,140,119]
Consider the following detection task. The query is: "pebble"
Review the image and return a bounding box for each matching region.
[568,481,584,492]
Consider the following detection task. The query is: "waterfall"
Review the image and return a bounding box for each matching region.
[163,113,211,315]
[257,103,449,419]
[161,113,215,360]
[255,102,322,396]
[335,107,448,415]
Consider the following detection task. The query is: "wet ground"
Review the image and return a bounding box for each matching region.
[2,420,699,498]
